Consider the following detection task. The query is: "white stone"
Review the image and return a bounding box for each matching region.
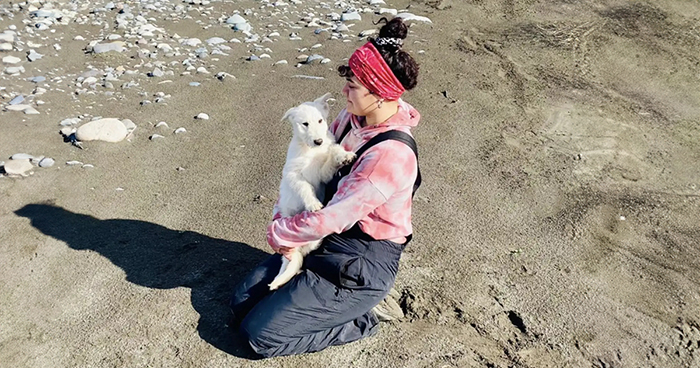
[38,157,55,167]
[174,127,187,134]
[92,42,125,54]
[59,118,80,126]
[76,118,128,142]
[341,12,361,21]
[275,60,288,65]
[2,56,21,64]
[0,43,12,51]
[378,8,397,16]
[195,113,209,120]
[10,153,35,160]
[149,134,165,140]
[3,159,33,176]
[4,66,24,74]
[395,13,432,23]
[5,104,31,111]
[206,37,226,45]
[226,14,246,25]
[0,33,14,43]
[183,38,201,47]
[155,121,169,128]
[24,107,40,115]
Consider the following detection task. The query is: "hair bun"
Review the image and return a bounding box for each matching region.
[376,17,408,40]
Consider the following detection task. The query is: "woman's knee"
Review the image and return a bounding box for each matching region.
[240,315,284,358]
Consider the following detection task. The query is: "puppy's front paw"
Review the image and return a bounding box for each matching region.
[306,201,324,212]
[336,151,356,167]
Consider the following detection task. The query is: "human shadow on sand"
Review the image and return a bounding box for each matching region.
[15,203,269,359]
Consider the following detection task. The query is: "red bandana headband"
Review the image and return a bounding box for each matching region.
[348,42,405,101]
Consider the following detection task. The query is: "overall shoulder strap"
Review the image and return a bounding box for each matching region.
[339,130,422,196]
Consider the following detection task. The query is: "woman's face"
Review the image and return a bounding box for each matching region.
[342,76,378,116]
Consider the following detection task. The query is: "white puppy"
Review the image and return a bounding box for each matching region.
[268,93,356,291]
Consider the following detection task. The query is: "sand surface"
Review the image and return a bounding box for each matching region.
[1,0,699,367]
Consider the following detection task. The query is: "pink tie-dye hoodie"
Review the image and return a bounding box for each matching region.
[267,99,420,249]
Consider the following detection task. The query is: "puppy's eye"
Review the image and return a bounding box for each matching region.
[302,122,309,127]
[318,119,322,124]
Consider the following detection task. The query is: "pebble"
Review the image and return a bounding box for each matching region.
[150,68,164,77]
[9,95,24,105]
[195,113,209,120]
[149,134,165,140]
[396,13,433,23]
[5,66,25,74]
[341,12,361,22]
[206,37,226,45]
[38,158,55,167]
[10,153,36,160]
[60,118,80,126]
[174,127,187,134]
[2,56,21,64]
[226,14,247,25]
[304,54,323,64]
[24,107,40,115]
[189,82,201,86]
[92,42,125,54]
[66,161,83,166]
[0,33,14,43]
[155,121,169,128]
[0,43,12,51]
[29,76,46,83]
[3,159,33,176]
[76,118,129,142]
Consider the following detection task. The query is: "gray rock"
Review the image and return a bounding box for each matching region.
[27,50,44,61]
[2,55,21,64]
[92,42,125,54]
[10,153,35,160]
[29,76,46,83]
[341,12,361,21]
[149,68,164,77]
[9,95,24,105]
[305,54,324,64]
[226,14,246,25]
[206,37,226,45]
[38,157,55,167]
[233,23,252,32]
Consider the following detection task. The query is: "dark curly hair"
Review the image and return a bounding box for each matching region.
[338,17,419,91]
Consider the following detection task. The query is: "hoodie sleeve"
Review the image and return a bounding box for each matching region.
[266,141,416,249]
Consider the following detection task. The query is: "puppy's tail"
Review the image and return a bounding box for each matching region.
[268,250,304,290]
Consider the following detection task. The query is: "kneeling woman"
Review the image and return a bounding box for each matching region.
[229,17,421,358]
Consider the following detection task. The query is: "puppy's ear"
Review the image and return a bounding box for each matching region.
[281,107,296,123]
[313,93,332,120]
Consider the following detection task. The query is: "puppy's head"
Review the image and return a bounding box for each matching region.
[282,93,333,148]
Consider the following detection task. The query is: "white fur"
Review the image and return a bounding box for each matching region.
[268,93,356,290]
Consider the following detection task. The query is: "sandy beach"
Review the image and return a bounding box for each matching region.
[1,0,699,367]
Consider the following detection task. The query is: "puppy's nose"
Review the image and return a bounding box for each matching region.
[313,139,323,146]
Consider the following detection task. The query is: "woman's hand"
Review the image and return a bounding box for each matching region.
[267,221,295,260]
